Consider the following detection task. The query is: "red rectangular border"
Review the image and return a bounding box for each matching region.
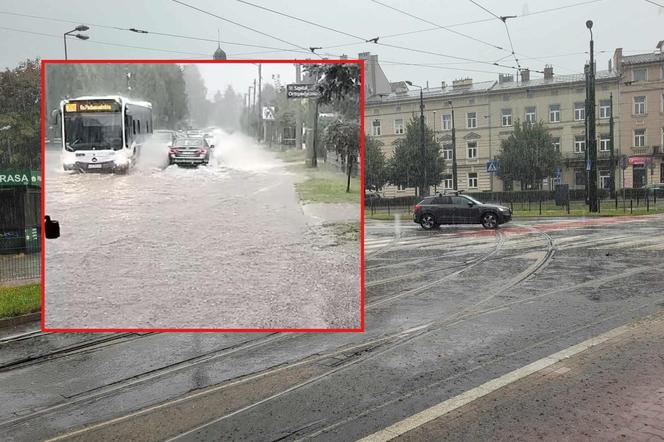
[41,59,365,333]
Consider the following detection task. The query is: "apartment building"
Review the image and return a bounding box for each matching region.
[487,66,620,192]
[613,43,664,188]
[365,78,493,197]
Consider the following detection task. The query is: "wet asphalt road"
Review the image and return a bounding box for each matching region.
[43,131,360,329]
[2,215,664,441]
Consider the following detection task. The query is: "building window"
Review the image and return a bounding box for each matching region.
[395,105,401,112]
[467,141,477,159]
[549,104,560,123]
[468,172,478,188]
[574,169,585,186]
[551,137,560,152]
[661,93,664,112]
[394,119,404,135]
[372,119,381,136]
[634,129,646,147]
[574,103,585,121]
[574,136,586,153]
[442,114,451,130]
[467,112,477,128]
[599,170,611,189]
[525,107,536,124]
[599,135,610,152]
[633,68,647,82]
[501,109,512,127]
[634,96,646,115]
[599,100,611,119]
[442,144,453,160]
[443,174,453,189]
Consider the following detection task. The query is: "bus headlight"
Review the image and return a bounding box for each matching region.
[114,152,129,166]
[62,152,76,166]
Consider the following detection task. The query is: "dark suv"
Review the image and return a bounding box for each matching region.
[413,193,512,230]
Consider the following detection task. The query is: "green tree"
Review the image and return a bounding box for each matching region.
[496,120,562,190]
[0,59,40,169]
[388,117,444,196]
[323,120,360,192]
[304,63,360,120]
[364,135,386,191]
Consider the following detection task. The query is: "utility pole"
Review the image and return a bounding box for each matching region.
[295,64,302,151]
[257,63,262,142]
[252,79,257,136]
[419,88,427,196]
[585,20,598,212]
[449,101,458,190]
[609,93,616,199]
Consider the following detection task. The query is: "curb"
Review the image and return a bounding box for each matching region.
[0,312,41,329]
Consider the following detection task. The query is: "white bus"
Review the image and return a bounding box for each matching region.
[56,96,152,173]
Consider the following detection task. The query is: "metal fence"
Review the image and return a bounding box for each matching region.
[0,228,41,283]
[0,183,41,284]
[366,188,664,217]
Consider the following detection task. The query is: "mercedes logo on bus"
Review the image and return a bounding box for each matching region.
[91,157,97,162]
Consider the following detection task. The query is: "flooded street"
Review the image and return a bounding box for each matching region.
[44,130,360,329]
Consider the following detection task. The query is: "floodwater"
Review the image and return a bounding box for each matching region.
[44,130,360,329]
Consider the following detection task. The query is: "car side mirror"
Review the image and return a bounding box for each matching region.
[209,145,215,149]
[44,216,60,239]
[50,109,60,125]
[467,202,474,207]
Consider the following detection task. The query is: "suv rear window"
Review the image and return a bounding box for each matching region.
[420,197,436,204]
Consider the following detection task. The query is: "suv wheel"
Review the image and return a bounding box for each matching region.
[420,214,436,230]
[481,212,498,229]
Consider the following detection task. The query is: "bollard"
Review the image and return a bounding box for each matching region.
[387,199,390,216]
[647,195,650,212]
[630,199,633,214]
[539,198,542,215]
[567,199,570,214]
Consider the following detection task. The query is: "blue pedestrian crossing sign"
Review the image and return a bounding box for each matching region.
[486,160,498,173]
[586,159,592,171]
[554,167,561,179]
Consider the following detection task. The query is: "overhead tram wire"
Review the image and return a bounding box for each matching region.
[0,10,319,56]
[468,0,521,76]
[369,0,505,51]
[169,0,322,57]
[0,26,213,57]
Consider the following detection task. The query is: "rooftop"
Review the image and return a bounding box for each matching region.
[490,70,618,91]
[367,80,496,104]
[621,52,664,65]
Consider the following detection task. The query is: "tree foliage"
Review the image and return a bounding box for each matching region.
[388,117,444,195]
[0,58,40,169]
[496,120,562,189]
[303,63,360,120]
[45,63,188,129]
[364,135,386,191]
[323,120,360,192]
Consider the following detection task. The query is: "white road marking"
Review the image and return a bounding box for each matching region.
[358,323,633,442]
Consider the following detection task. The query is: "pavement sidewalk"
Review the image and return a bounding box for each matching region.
[398,310,664,441]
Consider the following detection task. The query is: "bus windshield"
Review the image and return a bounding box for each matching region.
[64,112,123,151]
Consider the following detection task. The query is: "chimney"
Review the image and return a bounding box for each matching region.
[520,68,530,82]
[543,65,554,79]
[608,59,612,72]
[656,40,664,53]
[498,73,514,84]
[452,78,473,89]
[441,81,447,90]
[613,48,623,75]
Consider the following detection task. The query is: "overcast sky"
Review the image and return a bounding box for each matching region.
[1,0,663,93]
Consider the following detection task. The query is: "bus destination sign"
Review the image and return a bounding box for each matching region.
[65,101,121,113]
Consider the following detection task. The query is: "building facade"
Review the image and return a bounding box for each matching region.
[363,53,645,195]
[613,44,664,189]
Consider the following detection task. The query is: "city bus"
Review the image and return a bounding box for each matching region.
[56,96,152,173]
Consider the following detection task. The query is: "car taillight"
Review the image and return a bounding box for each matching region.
[197,148,208,156]
[414,204,422,212]
[169,148,178,155]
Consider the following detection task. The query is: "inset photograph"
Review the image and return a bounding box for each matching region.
[43,60,362,331]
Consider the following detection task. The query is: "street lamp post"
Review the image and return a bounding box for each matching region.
[448,100,458,190]
[63,25,90,60]
[406,81,427,196]
[585,20,598,212]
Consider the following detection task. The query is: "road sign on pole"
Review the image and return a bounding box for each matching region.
[286,84,321,99]
[619,154,628,170]
[586,159,592,171]
[554,167,562,179]
[486,160,498,173]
